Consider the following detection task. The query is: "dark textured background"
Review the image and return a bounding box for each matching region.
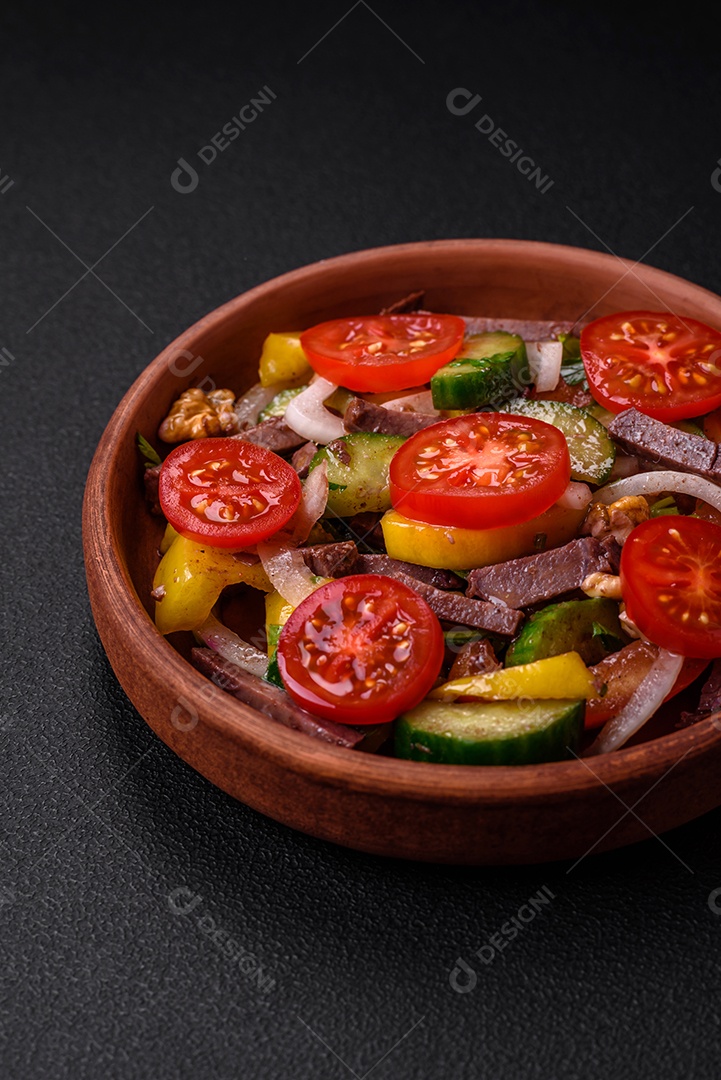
[2,2,721,1076]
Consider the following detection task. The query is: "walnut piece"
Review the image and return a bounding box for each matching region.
[581,495,650,545]
[581,572,623,600]
[158,388,238,443]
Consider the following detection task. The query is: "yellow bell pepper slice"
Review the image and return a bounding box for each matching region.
[159,522,179,554]
[153,533,272,635]
[258,332,313,388]
[380,503,587,571]
[264,589,295,657]
[430,651,598,702]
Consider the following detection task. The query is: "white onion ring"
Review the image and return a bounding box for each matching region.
[257,542,320,607]
[197,614,268,677]
[284,376,345,444]
[233,382,279,430]
[381,389,438,414]
[556,481,593,511]
[286,460,328,543]
[594,469,721,511]
[587,648,684,754]
[527,340,563,393]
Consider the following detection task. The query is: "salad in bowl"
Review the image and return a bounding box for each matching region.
[140,296,721,767]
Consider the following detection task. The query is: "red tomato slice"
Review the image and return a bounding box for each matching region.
[388,413,571,529]
[620,516,721,658]
[300,314,465,393]
[581,310,721,420]
[585,641,708,729]
[276,574,444,725]
[158,437,301,548]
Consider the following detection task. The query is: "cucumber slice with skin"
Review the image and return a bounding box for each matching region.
[431,331,529,410]
[258,385,307,421]
[506,597,624,668]
[395,698,584,765]
[309,433,406,517]
[502,398,616,484]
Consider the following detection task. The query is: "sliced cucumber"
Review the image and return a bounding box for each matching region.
[506,597,624,668]
[395,698,584,765]
[258,385,307,421]
[501,398,616,484]
[309,433,406,517]
[431,331,529,410]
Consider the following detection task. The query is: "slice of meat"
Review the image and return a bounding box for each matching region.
[466,537,616,609]
[696,659,721,715]
[300,541,359,578]
[462,317,582,339]
[344,397,439,436]
[448,638,500,680]
[191,648,363,748]
[389,571,523,636]
[608,408,721,482]
[343,512,387,552]
[291,441,318,478]
[679,658,721,726]
[232,416,306,454]
[380,290,426,315]
[144,463,163,515]
[532,376,593,409]
[353,553,466,592]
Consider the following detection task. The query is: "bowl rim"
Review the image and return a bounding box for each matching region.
[83,237,721,803]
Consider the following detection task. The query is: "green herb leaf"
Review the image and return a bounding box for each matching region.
[650,496,679,518]
[136,432,162,468]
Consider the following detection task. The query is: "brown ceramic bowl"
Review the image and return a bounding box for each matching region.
[83,239,721,864]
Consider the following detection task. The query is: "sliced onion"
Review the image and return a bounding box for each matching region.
[527,340,563,393]
[556,480,593,511]
[233,382,279,430]
[197,613,268,677]
[284,376,345,444]
[594,469,721,512]
[587,648,684,755]
[382,389,438,414]
[257,541,320,606]
[286,459,328,543]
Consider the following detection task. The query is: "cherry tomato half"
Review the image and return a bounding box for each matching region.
[620,515,721,658]
[388,413,571,530]
[158,437,301,549]
[581,310,721,420]
[300,314,466,393]
[276,574,444,725]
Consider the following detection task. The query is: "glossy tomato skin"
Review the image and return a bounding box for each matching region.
[300,314,465,393]
[388,413,571,530]
[620,515,721,658]
[158,437,301,549]
[581,310,721,420]
[276,574,444,725]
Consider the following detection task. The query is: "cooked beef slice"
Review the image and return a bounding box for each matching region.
[300,541,359,577]
[608,408,721,481]
[380,290,426,315]
[353,553,466,592]
[344,397,440,436]
[144,463,163,515]
[191,648,363,748]
[233,416,306,453]
[388,571,523,636]
[466,537,616,609]
[448,638,501,680]
[291,441,318,478]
